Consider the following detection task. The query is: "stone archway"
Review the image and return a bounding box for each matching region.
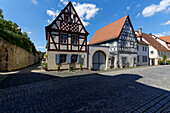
[92,51,106,70]
[0,46,8,71]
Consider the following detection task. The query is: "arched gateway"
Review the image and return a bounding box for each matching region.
[92,51,106,70]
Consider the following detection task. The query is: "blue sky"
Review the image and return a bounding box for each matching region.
[0,0,170,52]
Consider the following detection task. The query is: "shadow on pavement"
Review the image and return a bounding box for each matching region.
[0,72,169,112]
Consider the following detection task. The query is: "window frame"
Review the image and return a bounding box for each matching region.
[60,35,67,44]
[60,54,67,63]
[143,56,147,62]
[72,36,78,45]
[65,15,70,22]
[71,55,78,63]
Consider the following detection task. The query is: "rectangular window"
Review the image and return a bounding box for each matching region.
[145,47,147,51]
[143,46,144,51]
[60,35,67,44]
[60,54,67,63]
[122,57,127,64]
[72,36,78,45]
[71,55,78,63]
[143,56,147,62]
[65,15,69,22]
[137,56,139,62]
[137,45,139,51]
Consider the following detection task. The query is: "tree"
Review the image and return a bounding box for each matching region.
[163,55,167,61]
[0,8,37,55]
[0,9,3,18]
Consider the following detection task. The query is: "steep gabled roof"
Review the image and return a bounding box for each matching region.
[45,1,88,40]
[89,15,129,45]
[136,31,169,51]
[159,36,170,43]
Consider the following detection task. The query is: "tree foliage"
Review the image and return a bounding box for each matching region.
[0,9,36,54]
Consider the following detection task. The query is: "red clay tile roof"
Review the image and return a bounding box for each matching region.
[159,36,170,43]
[136,31,169,51]
[89,15,128,45]
[138,40,149,45]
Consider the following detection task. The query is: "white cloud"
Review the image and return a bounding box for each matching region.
[142,0,170,17]
[154,31,170,37]
[163,31,170,35]
[31,0,38,5]
[28,32,32,34]
[60,0,68,5]
[161,20,170,25]
[74,2,100,21]
[135,13,140,17]
[47,1,100,27]
[38,46,45,49]
[127,6,130,11]
[153,33,164,37]
[47,9,59,22]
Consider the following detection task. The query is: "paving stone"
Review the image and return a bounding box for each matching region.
[0,65,170,112]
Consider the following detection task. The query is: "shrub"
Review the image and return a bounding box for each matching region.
[69,66,73,71]
[57,65,60,69]
[80,64,82,68]
[167,60,170,65]
[158,60,164,65]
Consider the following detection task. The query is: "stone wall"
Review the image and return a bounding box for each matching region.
[0,40,38,71]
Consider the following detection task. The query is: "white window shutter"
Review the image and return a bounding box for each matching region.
[67,54,71,63]
[55,54,60,63]
[78,55,82,63]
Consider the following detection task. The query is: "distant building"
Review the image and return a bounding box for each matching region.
[45,2,89,70]
[136,28,149,66]
[156,36,170,50]
[135,30,170,65]
[88,15,138,70]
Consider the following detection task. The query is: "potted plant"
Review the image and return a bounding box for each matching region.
[69,66,73,71]
[57,65,60,71]
[80,64,82,70]
[42,62,47,71]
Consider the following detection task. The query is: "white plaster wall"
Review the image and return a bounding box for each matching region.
[119,54,137,67]
[137,44,149,66]
[47,51,87,70]
[156,38,170,50]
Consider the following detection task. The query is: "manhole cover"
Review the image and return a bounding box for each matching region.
[127,84,137,89]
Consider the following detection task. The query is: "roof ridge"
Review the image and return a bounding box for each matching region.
[97,15,128,31]
[141,32,169,51]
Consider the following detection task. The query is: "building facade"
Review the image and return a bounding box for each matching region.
[88,15,138,70]
[135,30,170,65]
[45,2,89,70]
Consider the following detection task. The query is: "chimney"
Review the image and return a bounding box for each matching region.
[139,28,142,35]
[139,28,142,42]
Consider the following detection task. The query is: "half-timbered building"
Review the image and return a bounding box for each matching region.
[45,2,89,70]
[88,15,137,70]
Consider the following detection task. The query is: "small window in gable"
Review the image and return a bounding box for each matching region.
[65,15,70,22]
[60,35,67,44]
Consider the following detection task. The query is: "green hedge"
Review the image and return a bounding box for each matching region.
[0,29,36,54]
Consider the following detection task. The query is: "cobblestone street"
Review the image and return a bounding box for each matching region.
[0,65,170,112]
